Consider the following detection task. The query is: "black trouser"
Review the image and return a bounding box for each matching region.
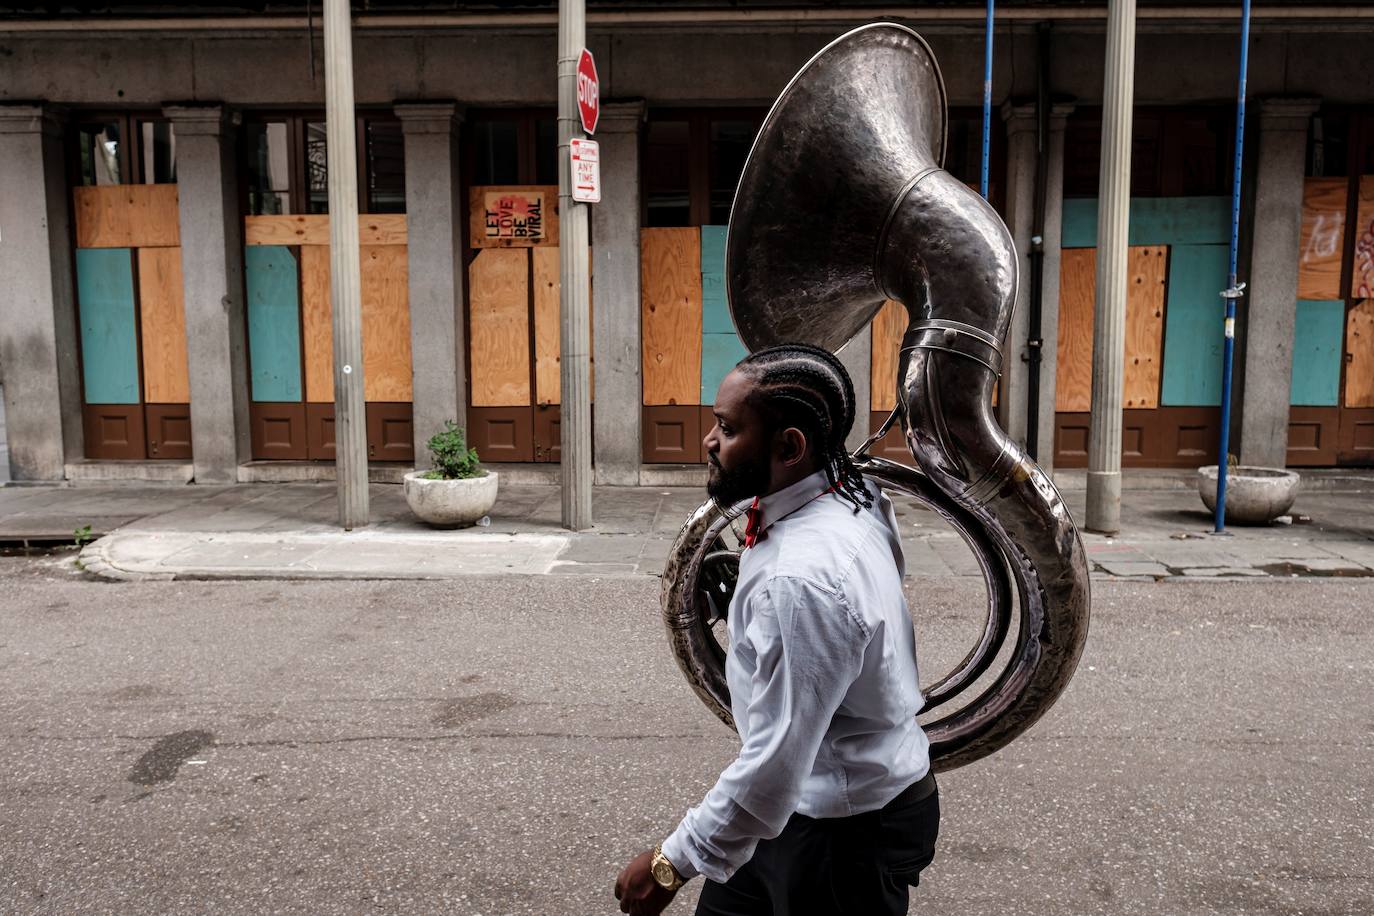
[695,774,939,916]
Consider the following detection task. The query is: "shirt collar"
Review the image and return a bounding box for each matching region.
[754,469,832,537]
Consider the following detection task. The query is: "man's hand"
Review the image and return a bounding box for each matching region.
[614,849,678,916]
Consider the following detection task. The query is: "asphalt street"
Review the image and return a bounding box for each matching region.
[0,553,1370,915]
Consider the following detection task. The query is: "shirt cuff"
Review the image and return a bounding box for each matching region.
[660,828,701,882]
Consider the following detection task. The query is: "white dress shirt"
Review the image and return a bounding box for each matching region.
[661,469,929,883]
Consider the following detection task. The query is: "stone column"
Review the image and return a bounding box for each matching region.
[397,102,466,467]
[1238,98,1320,468]
[839,327,873,453]
[0,105,83,480]
[1034,103,1075,471]
[164,105,251,484]
[1000,101,1038,448]
[591,101,646,486]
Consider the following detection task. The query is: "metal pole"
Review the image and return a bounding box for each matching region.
[558,0,593,530]
[1025,22,1051,461]
[1214,0,1253,534]
[1086,0,1136,534]
[323,0,368,529]
[980,0,995,200]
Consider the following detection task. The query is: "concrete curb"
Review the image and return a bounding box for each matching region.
[77,529,574,582]
[78,536,175,582]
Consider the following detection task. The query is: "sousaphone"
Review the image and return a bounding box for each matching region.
[660,23,1091,771]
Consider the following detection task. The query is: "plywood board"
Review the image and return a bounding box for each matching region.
[74,184,180,249]
[300,245,334,403]
[244,246,303,403]
[1351,176,1374,299]
[1123,246,1167,409]
[468,248,531,407]
[360,245,412,402]
[1290,299,1345,407]
[640,228,702,406]
[1056,246,1167,411]
[75,248,140,404]
[1298,177,1348,301]
[243,214,407,246]
[1346,299,1374,408]
[136,246,189,404]
[468,186,559,249]
[869,300,908,412]
[530,246,598,406]
[1160,244,1229,406]
[531,246,561,406]
[1055,249,1097,412]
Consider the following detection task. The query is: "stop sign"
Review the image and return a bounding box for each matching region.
[576,48,600,135]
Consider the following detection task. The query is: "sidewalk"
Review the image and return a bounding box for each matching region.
[2,473,1372,581]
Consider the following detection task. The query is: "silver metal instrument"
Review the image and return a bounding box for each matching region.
[659,23,1092,771]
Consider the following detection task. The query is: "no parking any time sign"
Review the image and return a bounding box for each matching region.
[571,138,601,204]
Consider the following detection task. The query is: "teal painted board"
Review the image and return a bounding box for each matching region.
[1062,196,1230,248]
[700,225,733,334]
[1160,244,1229,406]
[1290,299,1345,406]
[701,332,748,404]
[245,246,303,402]
[1061,199,1098,248]
[75,247,140,405]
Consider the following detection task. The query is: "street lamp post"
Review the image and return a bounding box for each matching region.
[323,0,369,529]
[558,0,594,531]
[1086,0,1136,535]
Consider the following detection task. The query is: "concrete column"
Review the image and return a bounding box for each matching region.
[397,102,466,468]
[1000,101,1038,448]
[1238,98,1320,468]
[591,100,646,486]
[1087,0,1136,535]
[1034,103,1075,472]
[0,105,83,480]
[164,105,251,484]
[839,326,872,454]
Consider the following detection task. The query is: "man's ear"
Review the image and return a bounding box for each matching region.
[776,427,809,467]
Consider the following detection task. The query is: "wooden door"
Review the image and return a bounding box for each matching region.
[72,184,191,460]
[1290,161,1374,466]
[1337,169,1374,464]
[641,226,705,463]
[1339,298,1374,462]
[1046,243,1196,468]
[465,185,585,464]
[243,214,414,462]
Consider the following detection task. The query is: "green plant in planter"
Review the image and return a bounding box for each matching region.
[422,421,483,480]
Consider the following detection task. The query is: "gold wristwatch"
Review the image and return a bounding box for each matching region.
[650,845,686,891]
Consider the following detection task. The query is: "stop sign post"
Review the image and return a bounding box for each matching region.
[576,48,599,135]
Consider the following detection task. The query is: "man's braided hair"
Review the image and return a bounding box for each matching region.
[737,343,873,512]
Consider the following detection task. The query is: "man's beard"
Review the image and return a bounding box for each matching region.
[706,455,771,505]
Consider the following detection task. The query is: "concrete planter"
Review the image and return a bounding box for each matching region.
[403,470,499,529]
[1196,466,1301,525]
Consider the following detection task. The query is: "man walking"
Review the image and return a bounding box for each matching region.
[615,343,938,915]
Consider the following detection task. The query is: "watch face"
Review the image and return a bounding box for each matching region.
[652,858,675,886]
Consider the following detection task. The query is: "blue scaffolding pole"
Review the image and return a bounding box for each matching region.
[1214,0,1253,533]
[980,0,995,200]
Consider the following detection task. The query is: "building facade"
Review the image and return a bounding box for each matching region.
[2,2,1372,485]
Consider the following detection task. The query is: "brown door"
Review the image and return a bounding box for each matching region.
[465,186,580,464]
[243,216,414,463]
